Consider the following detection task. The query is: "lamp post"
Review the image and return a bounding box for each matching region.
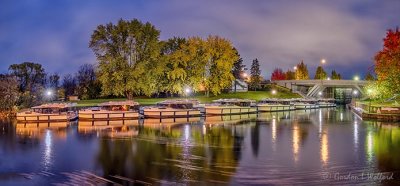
[185,87,191,99]
[46,90,53,102]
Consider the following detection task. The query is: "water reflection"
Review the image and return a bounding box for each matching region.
[0,109,399,185]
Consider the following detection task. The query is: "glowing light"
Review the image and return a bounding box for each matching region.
[340,113,343,121]
[242,72,248,78]
[327,77,331,80]
[185,87,191,94]
[46,90,52,96]
[293,66,297,70]
[366,130,373,163]
[353,90,358,95]
[43,130,52,170]
[354,120,358,150]
[321,133,329,165]
[293,124,300,163]
[318,91,322,96]
[321,59,326,64]
[271,90,277,95]
[272,118,277,142]
[354,76,360,81]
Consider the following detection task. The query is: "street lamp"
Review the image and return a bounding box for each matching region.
[321,59,326,64]
[185,87,191,98]
[46,90,52,96]
[318,91,323,96]
[271,90,277,95]
[354,76,360,81]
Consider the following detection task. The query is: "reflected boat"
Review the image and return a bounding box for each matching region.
[317,98,336,108]
[257,99,295,112]
[142,99,201,118]
[204,99,257,115]
[78,120,139,138]
[205,113,257,125]
[16,103,78,122]
[143,117,200,125]
[15,121,72,139]
[79,100,140,120]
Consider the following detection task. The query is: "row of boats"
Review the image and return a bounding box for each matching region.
[16,98,336,122]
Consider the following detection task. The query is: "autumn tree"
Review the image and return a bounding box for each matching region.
[314,66,327,80]
[89,19,162,99]
[295,60,309,80]
[249,58,261,90]
[374,28,400,96]
[271,68,286,80]
[204,35,239,96]
[365,73,375,81]
[285,70,295,80]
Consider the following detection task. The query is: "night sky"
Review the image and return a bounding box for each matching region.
[1,0,399,79]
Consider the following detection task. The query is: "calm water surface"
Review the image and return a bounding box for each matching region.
[0,108,399,185]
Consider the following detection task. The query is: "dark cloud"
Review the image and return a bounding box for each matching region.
[0,0,399,79]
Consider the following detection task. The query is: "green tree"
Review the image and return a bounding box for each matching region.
[231,49,246,92]
[62,74,77,99]
[314,66,327,79]
[295,60,309,80]
[249,58,261,90]
[8,62,46,107]
[159,37,188,95]
[331,70,341,80]
[89,19,162,99]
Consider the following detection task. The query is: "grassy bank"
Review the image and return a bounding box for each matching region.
[74,91,301,107]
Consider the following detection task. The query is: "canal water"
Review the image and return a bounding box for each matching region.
[0,108,399,185]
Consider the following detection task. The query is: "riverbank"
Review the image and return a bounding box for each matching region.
[350,100,400,122]
[73,91,301,107]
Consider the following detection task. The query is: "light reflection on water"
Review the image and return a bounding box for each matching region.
[0,107,399,185]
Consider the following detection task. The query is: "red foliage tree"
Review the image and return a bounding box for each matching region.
[271,68,286,80]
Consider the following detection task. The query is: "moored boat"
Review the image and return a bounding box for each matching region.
[204,99,257,115]
[16,103,78,122]
[257,98,295,112]
[79,100,140,120]
[142,99,201,118]
[292,99,319,110]
[317,98,337,108]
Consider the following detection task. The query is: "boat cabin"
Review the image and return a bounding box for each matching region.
[156,99,199,109]
[31,103,77,114]
[98,100,139,111]
[212,99,255,107]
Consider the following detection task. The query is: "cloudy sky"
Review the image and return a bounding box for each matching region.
[0,0,399,79]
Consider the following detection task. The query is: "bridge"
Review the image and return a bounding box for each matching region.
[272,80,369,98]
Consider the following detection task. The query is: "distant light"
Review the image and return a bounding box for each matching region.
[327,77,331,80]
[318,91,323,96]
[354,76,359,81]
[271,90,277,95]
[353,90,358,95]
[242,72,248,78]
[321,59,326,64]
[293,66,297,70]
[367,89,372,94]
[46,90,52,96]
[185,87,191,94]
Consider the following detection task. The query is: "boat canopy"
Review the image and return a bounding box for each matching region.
[98,100,139,107]
[212,99,255,103]
[31,103,77,109]
[157,99,199,109]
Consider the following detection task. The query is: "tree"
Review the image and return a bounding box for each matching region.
[89,19,162,99]
[48,73,60,89]
[374,28,400,96]
[62,74,77,99]
[231,48,246,92]
[295,60,309,80]
[159,37,188,95]
[365,73,375,81]
[0,74,19,114]
[8,62,46,107]
[285,70,295,80]
[249,58,261,90]
[204,35,238,96]
[75,64,101,99]
[314,66,327,80]
[271,68,286,80]
[331,70,341,80]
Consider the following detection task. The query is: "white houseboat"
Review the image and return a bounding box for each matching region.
[142,99,202,118]
[257,98,295,112]
[292,99,319,110]
[317,98,337,108]
[16,103,78,122]
[204,99,257,115]
[78,100,140,120]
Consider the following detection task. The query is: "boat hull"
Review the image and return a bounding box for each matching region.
[257,104,295,112]
[204,106,257,115]
[78,110,140,120]
[16,112,78,122]
[142,108,202,118]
